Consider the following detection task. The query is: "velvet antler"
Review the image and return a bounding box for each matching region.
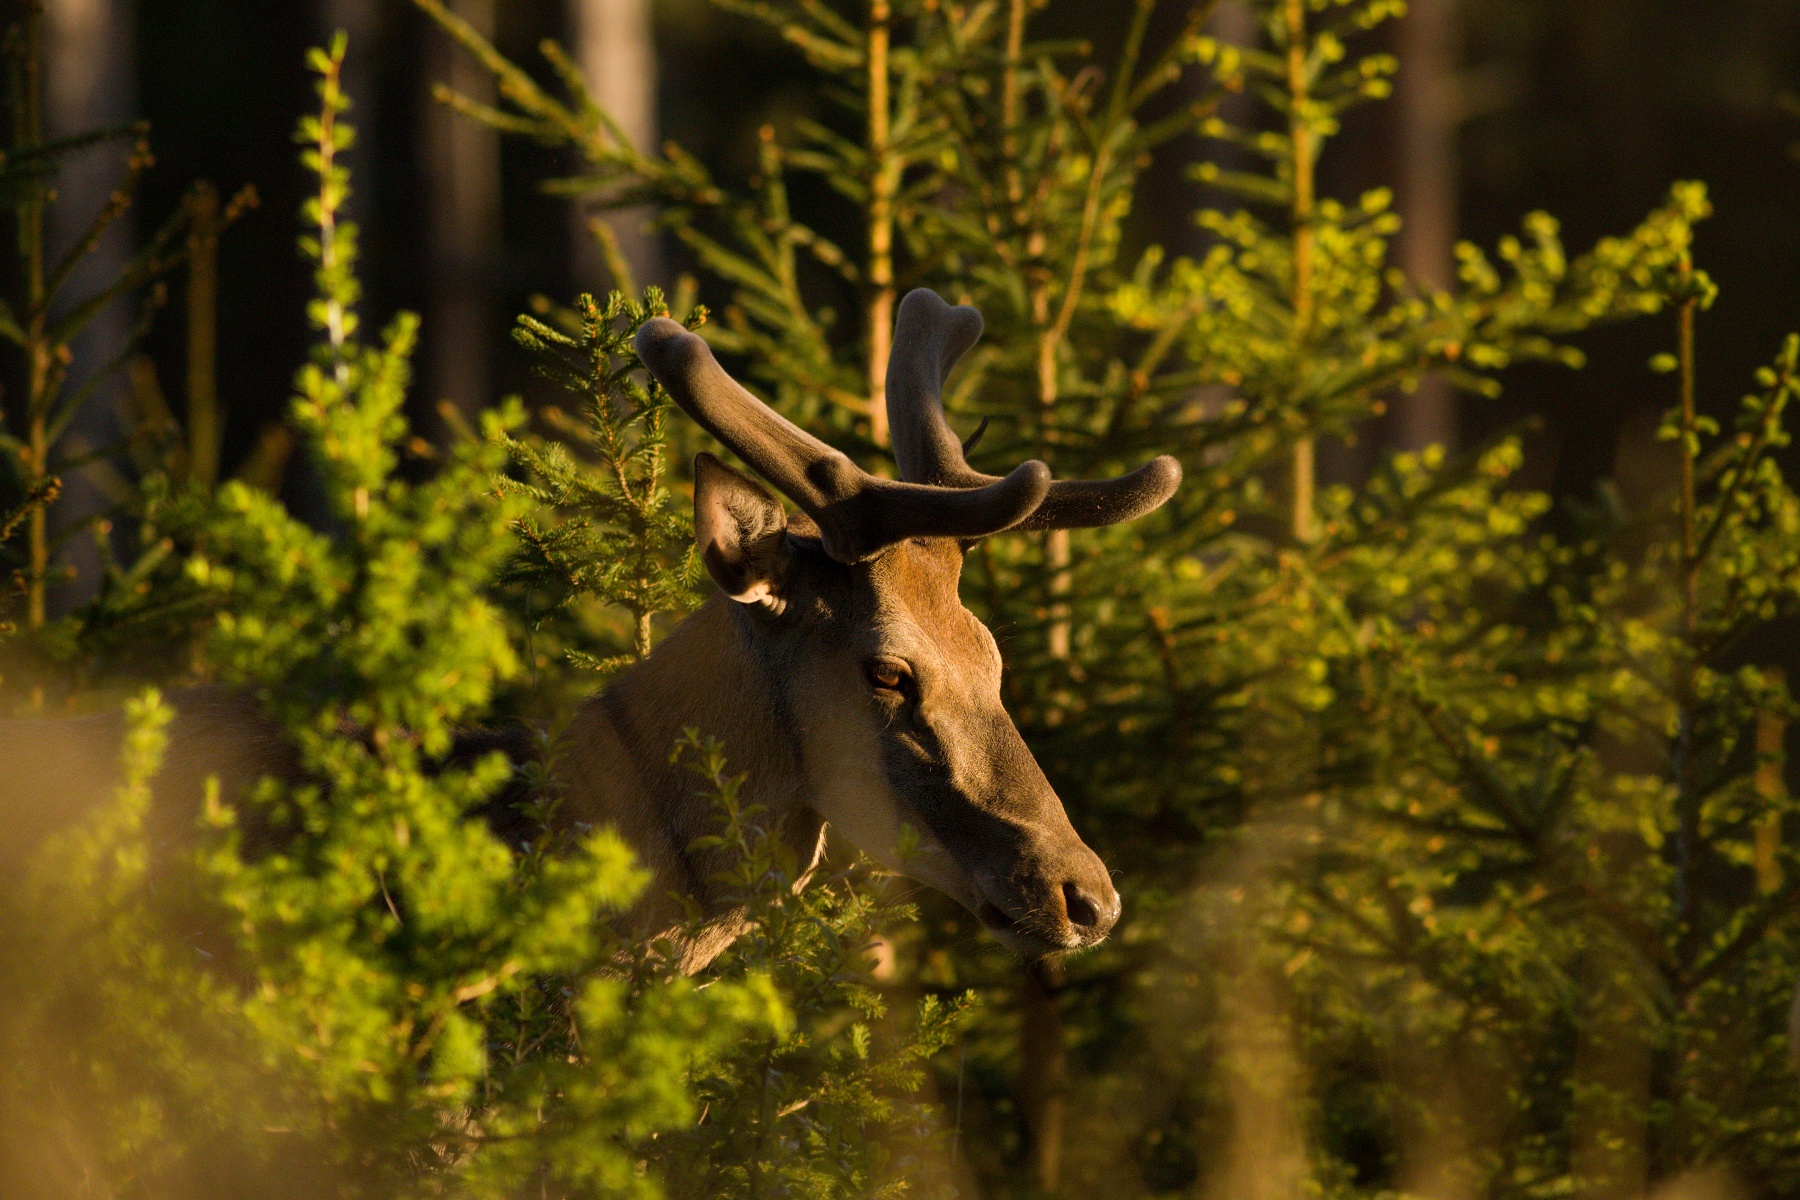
[885,288,1182,530]
[635,318,1050,563]
[635,290,1180,562]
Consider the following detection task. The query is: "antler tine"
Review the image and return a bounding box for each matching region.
[885,288,1184,531]
[635,318,845,517]
[1006,461,1183,531]
[888,289,988,487]
[635,318,1051,563]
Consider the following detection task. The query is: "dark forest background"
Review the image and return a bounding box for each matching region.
[112,0,1800,516]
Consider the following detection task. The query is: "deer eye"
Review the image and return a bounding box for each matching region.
[864,658,912,696]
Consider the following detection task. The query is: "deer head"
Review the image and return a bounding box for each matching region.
[635,289,1179,955]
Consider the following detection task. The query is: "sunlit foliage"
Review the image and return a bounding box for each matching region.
[2,1,1799,1198]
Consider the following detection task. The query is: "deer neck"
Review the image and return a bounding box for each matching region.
[550,596,825,964]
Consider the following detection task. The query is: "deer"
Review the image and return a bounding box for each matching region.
[0,288,1180,972]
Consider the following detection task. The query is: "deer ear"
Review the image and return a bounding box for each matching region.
[694,452,793,606]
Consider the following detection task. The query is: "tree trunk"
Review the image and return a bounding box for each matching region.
[43,0,136,615]
[1019,957,1066,1194]
[1754,669,1786,896]
[1203,965,1308,1200]
[423,0,501,422]
[1392,0,1459,453]
[569,0,661,293]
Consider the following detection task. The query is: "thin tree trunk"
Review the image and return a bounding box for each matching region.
[184,183,221,492]
[1392,0,1459,453]
[17,2,48,634]
[1755,669,1787,896]
[570,0,661,294]
[1020,957,1066,1194]
[1203,964,1309,1200]
[1284,0,1317,543]
[42,0,135,616]
[1201,2,1258,205]
[865,0,895,451]
[423,0,500,422]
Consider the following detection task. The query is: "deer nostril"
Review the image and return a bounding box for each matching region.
[1063,881,1102,928]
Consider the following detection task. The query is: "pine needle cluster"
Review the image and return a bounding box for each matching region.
[501,290,703,679]
[652,731,971,1200]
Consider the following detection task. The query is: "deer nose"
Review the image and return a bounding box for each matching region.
[1061,878,1121,936]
